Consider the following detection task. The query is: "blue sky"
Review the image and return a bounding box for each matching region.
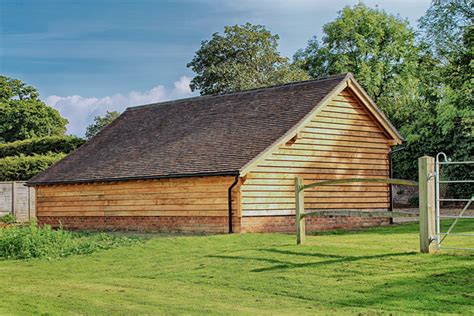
[1,0,431,136]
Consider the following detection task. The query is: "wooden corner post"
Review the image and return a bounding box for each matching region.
[295,177,306,245]
[418,156,436,253]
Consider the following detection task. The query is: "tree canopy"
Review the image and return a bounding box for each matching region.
[294,3,418,115]
[187,23,309,95]
[392,0,473,196]
[0,76,68,143]
[85,111,120,139]
[419,0,472,61]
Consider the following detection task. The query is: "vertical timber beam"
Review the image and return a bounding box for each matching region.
[419,156,436,253]
[295,177,306,245]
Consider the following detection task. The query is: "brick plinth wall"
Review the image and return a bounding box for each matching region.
[240,215,390,233]
[38,215,388,233]
[38,216,241,233]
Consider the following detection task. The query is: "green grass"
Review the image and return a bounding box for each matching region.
[0,220,473,315]
[0,222,141,260]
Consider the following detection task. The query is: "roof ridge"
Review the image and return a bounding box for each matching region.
[126,73,351,111]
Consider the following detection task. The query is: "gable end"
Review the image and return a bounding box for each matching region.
[240,74,402,177]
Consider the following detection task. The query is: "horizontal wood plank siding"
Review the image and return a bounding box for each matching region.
[36,176,238,217]
[241,88,391,216]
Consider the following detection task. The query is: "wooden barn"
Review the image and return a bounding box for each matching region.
[27,73,403,233]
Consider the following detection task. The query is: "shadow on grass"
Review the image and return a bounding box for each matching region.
[258,248,345,258]
[208,251,417,273]
[310,219,474,236]
[334,266,474,313]
[310,223,418,236]
[208,245,473,313]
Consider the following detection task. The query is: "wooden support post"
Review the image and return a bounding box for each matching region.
[295,177,305,245]
[418,156,436,253]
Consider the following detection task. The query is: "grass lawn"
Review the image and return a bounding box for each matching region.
[0,220,473,315]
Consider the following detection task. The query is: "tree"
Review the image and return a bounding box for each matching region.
[187,23,309,95]
[391,0,473,197]
[85,111,120,139]
[419,0,472,62]
[294,3,418,115]
[0,76,68,142]
[419,0,472,134]
[0,76,39,100]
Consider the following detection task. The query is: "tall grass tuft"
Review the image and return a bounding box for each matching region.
[0,221,140,260]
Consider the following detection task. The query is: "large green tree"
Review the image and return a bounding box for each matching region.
[187,23,309,95]
[419,0,473,137]
[85,111,120,139]
[392,0,473,196]
[0,76,68,142]
[294,3,418,117]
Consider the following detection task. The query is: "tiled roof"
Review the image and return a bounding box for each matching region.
[28,73,350,185]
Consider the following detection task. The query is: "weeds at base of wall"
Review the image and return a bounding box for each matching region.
[0,214,16,224]
[0,221,142,260]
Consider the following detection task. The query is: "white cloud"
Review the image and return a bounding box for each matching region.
[172,76,193,97]
[45,76,194,136]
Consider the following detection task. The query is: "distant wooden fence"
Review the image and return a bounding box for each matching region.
[0,182,36,222]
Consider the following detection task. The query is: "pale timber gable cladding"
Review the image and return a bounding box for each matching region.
[241,88,391,216]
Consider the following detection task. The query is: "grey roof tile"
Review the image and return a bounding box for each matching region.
[28,74,349,185]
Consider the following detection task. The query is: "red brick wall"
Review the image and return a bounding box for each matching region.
[240,215,390,233]
[38,215,388,233]
[38,216,241,233]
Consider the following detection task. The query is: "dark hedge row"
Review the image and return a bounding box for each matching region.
[0,136,85,158]
[0,153,66,181]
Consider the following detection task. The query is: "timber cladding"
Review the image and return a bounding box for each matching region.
[240,88,391,217]
[36,176,240,232]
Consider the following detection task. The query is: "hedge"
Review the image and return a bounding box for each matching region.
[0,136,85,158]
[0,153,66,181]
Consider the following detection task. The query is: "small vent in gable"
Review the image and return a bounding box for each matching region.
[284,132,301,147]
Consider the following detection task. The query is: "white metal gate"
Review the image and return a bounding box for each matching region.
[435,153,474,251]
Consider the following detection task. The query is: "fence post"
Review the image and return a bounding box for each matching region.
[418,156,436,253]
[295,177,305,245]
[11,181,15,218]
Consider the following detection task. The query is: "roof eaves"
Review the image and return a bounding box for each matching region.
[26,170,240,186]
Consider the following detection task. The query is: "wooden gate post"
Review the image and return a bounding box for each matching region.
[295,177,305,245]
[418,156,436,253]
